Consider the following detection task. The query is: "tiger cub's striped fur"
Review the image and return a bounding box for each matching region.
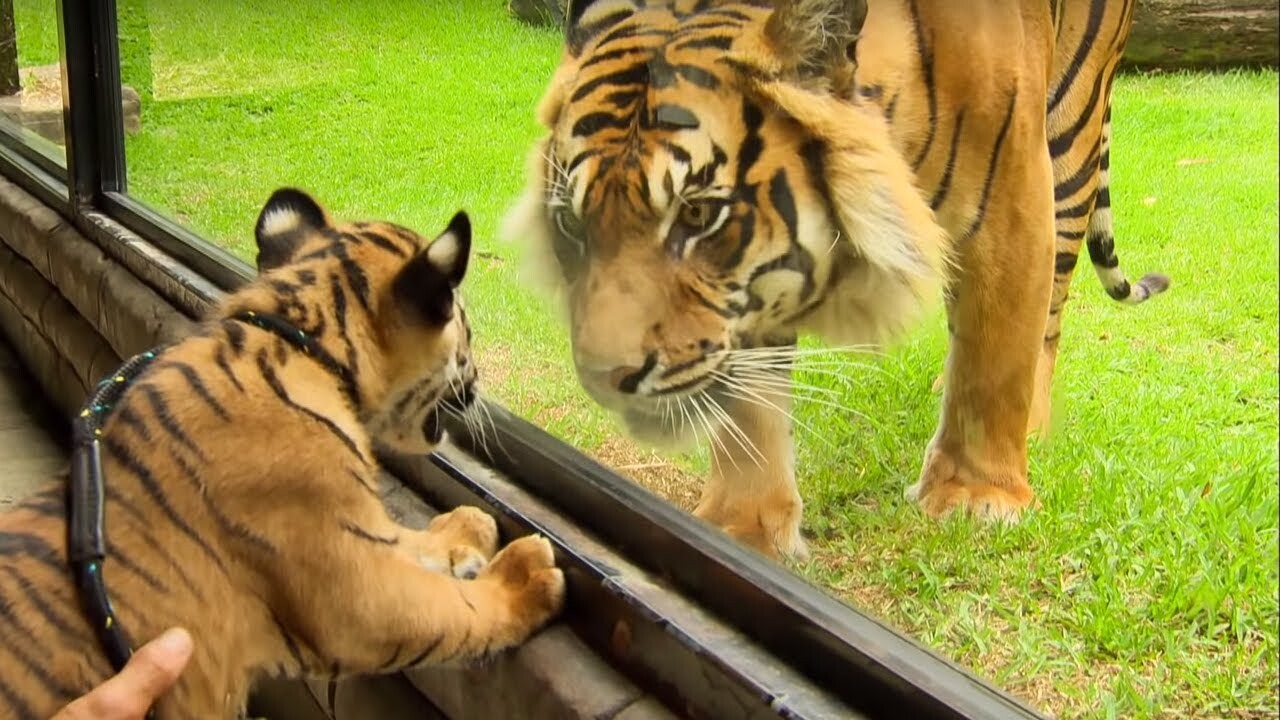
[0,189,564,719]
[506,0,1167,558]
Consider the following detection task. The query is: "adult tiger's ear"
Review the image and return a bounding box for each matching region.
[254,188,330,273]
[392,211,472,326]
[564,0,638,56]
[764,0,868,78]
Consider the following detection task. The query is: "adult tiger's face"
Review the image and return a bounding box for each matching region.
[507,1,945,447]
[245,189,479,456]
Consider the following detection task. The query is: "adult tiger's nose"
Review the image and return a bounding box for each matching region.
[575,352,656,397]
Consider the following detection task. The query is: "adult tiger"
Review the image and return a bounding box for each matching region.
[505,0,1167,559]
[0,190,564,719]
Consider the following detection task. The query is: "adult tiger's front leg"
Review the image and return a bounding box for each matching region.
[905,96,1055,523]
[695,372,806,561]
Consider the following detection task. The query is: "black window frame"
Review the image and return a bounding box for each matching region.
[0,2,1050,718]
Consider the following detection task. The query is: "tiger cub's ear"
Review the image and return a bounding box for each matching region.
[392,211,472,326]
[564,0,638,55]
[254,188,330,273]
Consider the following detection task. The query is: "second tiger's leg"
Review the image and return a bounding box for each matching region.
[908,100,1056,522]
[693,366,805,561]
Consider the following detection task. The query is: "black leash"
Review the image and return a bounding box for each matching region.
[230,310,359,406]
[68,346,165,718]
[66,310,340,719]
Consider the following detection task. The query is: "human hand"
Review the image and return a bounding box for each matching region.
[50,627,193,720]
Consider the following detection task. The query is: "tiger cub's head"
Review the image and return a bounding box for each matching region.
[234,188,477,455]
[505,0,948,447]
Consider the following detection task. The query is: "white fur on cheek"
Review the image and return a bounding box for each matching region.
[259,207,300,237]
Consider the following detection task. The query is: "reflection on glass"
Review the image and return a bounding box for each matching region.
[3,0,67,168]
[109,2,1278,717]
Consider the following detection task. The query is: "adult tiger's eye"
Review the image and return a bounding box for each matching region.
[678,201,713,229]
[554,207,585,250]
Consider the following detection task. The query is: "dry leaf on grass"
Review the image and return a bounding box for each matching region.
[1176,157,1215,166]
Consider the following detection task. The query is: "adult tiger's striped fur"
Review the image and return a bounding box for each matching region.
[0,189,564,719]
[506,0,1168,558]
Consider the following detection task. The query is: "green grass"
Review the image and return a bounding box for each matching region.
[16,1,1279,717]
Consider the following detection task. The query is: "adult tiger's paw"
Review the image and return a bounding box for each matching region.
[481,535,565,643]
[906,446,1036,522]
[422,506,499,579]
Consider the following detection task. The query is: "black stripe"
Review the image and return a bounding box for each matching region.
[0,532,64,574]
[1047,58,1111,158]
[339,521,399,546]
[101,435,228,575]
[102,538,171,595]
[169,449,278,556]
[573,111,632,138]
[14,486,65,520]
[255,350,368,462]
[1055,196,1093,220]
[1054,251,1079,274]
[214,346,245,393]
[929,110,966,210]
[579,44,650,71]
[1053,142,1101,202]
[570,64,649,103]
[401,635,444,668]
[908,0,937,170]
[0,588,84,701]
[273,613,307,672]
[672,34,733,52]
[689,285,737,319]
[161,361,231,422]
[359,229,410,258]
[735,101,764,187]
[338,248,373,313]
[1047,0,1106,114]
[349,469,380,497]
[380,643,404,671]
[769,170,798,241]
[137,383,206,461]
[961,92,1017,242]
[0,672,40,720]
[1087,232,1120,268]
[329,273,362,400]
[223,319,247,354]
[0,565,90,645]
[441,627,473,662]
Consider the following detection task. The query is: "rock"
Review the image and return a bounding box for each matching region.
[0,63,142,147]
[507,0,564,28]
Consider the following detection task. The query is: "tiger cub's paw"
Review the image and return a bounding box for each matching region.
[480,535,565,642]
[422,506,499,579]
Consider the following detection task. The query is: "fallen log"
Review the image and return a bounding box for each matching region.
[505,0,1280,70]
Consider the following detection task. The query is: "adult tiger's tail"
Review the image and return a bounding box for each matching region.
[1084,110,1171,305]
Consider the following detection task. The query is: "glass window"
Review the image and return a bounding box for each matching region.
[2,0,67,171]
[106,3,1280,717]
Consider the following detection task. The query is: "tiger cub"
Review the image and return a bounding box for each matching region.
[0,189,565,719]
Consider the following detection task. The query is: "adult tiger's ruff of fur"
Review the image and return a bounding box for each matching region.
[0,189,565,719]
[506,0,1168,558]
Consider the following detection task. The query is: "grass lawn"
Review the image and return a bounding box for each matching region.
[16,1,1279,717]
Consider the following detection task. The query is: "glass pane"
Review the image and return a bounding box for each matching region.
[3,0,67,169]
[114,2,1279,717]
